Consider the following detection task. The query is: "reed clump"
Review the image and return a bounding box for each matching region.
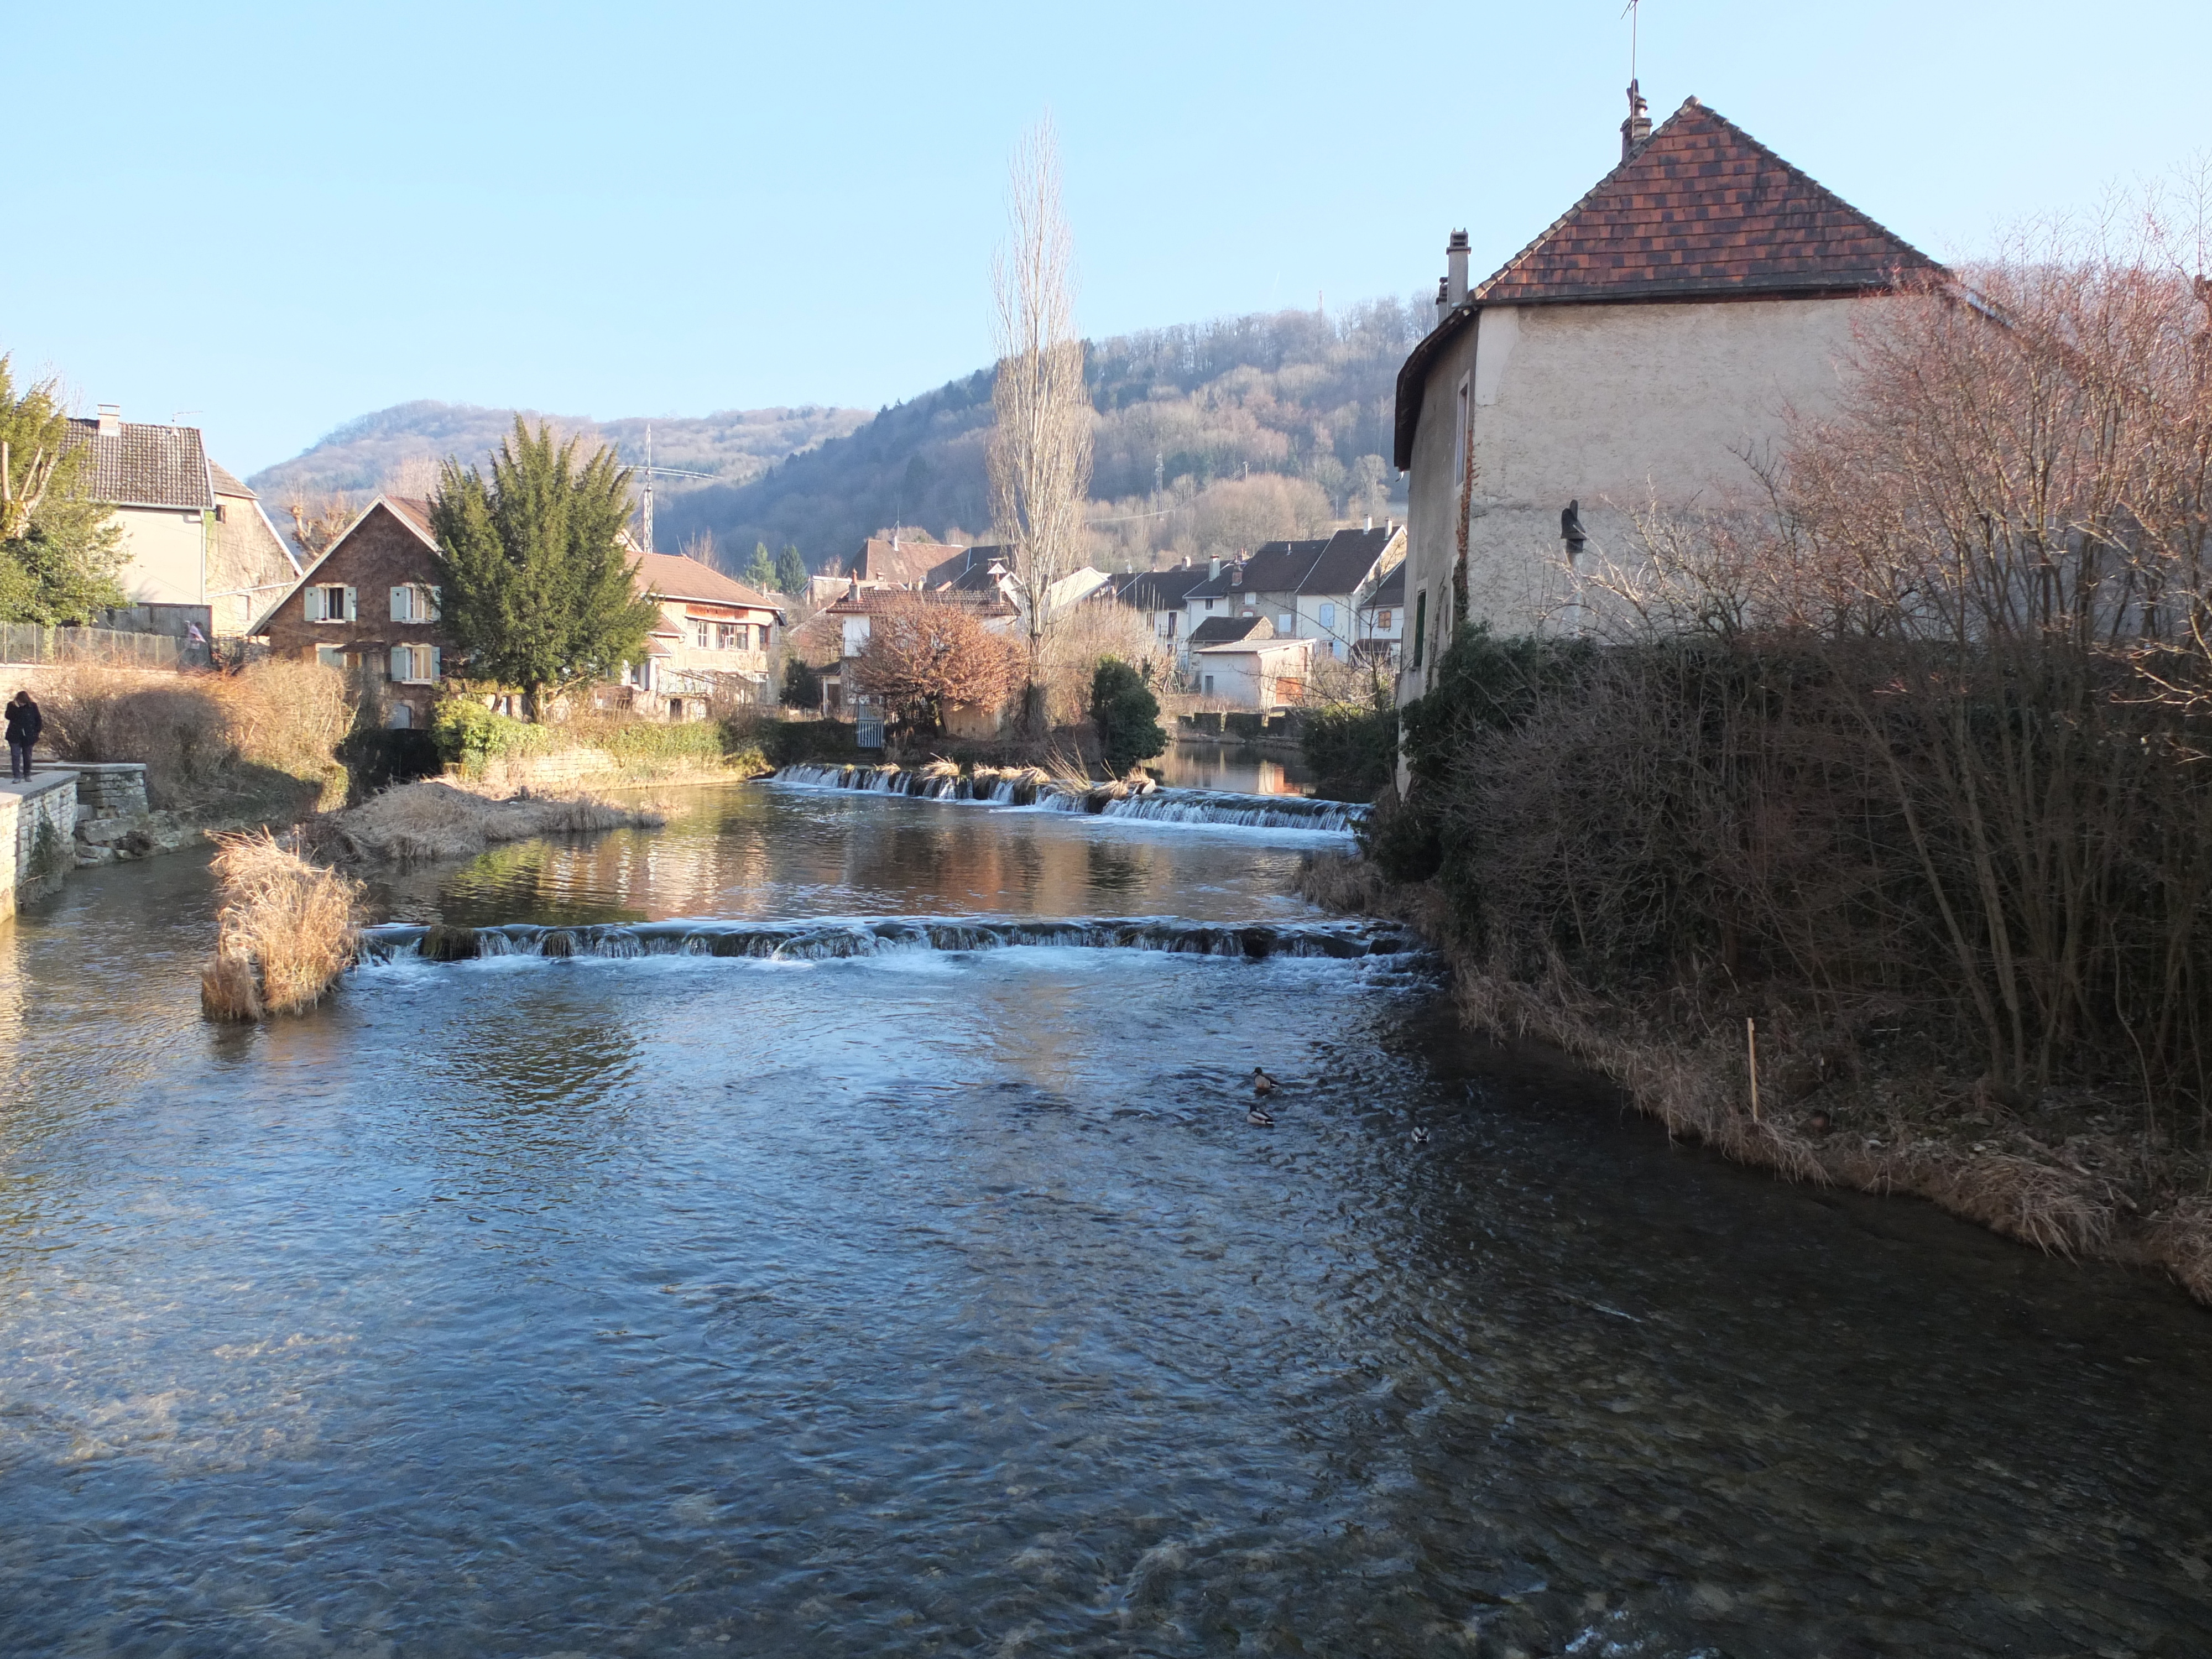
[200,831,363,1021]
[305,779,667,864]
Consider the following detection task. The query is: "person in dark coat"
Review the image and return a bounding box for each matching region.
[5,690,41,781]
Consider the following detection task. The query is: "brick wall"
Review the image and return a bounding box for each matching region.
[266,503,450,727]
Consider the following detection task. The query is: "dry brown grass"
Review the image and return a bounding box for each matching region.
[200,831,363,1021]
[38,659,352,811]
[305,780,667,864]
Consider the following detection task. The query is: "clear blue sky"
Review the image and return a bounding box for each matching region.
[7,1,2207,475]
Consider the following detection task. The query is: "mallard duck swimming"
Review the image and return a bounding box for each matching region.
[1251,1067,1280,1098]
[1248,1105,1275,1127]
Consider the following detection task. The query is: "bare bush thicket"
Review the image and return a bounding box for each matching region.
[200,831,363,1020]
[1420,224,2212,1152]
[1036,596,1166,726]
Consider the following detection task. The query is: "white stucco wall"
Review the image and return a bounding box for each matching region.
[1399,294,1885,703]
[113,505,209,606]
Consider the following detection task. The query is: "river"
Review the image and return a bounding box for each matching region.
[2,779,2208,1656]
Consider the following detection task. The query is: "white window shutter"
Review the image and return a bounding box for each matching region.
[343,586,357,621]
[429,646,442,681]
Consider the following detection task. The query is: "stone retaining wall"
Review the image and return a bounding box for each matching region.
[2,770,80,920]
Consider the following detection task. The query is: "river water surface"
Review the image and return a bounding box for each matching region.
[3,781,2209,1657]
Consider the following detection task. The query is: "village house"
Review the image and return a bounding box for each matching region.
[1392,90,1940,712]
[1353,561,1405,666]
[253,499,780,727]
[815,580,1020,738]
[1168,525,1403,670]
[1187,615,1316,709]
[625,552,784,719]
[62,406,299,643]
[1109,564,1208,653]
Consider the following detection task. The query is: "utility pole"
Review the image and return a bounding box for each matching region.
[642,424,655,554]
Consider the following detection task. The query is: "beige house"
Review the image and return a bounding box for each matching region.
[1392,92,1939,708]
[65,406,298,635]
[627,552,785,717]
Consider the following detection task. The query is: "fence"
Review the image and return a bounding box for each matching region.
[0,624,185,670]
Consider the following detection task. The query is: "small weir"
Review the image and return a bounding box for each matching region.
[359,914,1418,963]
[772,762,1366,832]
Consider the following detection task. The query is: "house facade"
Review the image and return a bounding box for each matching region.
[1168,525,1404,670]
[1191,623,1316,709]
[627,552,784,717]
[1110,565,1207,652]
[254,497,450,728]
[1354,562,1405,666]
[1392,93,1939,712]
[64,407,299,638]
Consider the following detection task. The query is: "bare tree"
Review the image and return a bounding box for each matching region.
[988,116,1094,734]
[847,593,1020,733]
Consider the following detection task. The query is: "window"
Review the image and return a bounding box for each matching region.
[1376,608,1393,630]
[389,583,441,623]
[1318,602,1335,628]
[1204,598,1215,612]
[1412,591,1427,667]
[693,620,712,649]
[304,584,353,623]
[1279,612,1295,633]
[316,645,345,669]
[387,644,442,684]
[717,622,740,651]
[387,703,414,730]
[1202,674,1215,694]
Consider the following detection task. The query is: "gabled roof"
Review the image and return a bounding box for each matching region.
[246,496,441,634]
[208,461,257,499]
[1189,614,1271,647]
[1237,538,1332,596]
[1478,100,1937,307]
[1360,562,1405,610]
[1299,525,1400,596]
[1393,97,1942,468]
[1113,566,1206,611]
[633,551,782,615]
[1184,559,1247,601]
[63,418,214,510]
[849,535,960,586]
[921,543,1012,594]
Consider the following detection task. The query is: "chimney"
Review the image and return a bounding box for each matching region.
[1434,276,1449,330]
[1444,231,1470,307]
[96,404,122,439]
[1229,561,1243,588]
[1620,80,1652,160]
[1208,556,1222,581]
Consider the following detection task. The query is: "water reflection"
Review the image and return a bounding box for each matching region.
[1,806,2209,1657]
[1156,740,1311,796]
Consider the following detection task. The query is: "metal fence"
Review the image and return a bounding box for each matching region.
[0,624,184,670]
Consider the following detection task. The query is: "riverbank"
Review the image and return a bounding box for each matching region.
[1297,851,2212,1307]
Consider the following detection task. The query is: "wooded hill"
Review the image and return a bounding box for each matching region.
[252,296,1426,573]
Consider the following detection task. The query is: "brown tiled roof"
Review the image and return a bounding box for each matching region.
[1475,99,1938,306]
[207,460,257,499]
[385,496,436,541]
[631,551,782,614]
[62,419,214,509]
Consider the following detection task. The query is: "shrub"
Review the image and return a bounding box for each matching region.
[761,718,860,766]
[1089,657,1165,777]
[779,657,822,708]
[432,696,552,768]
[336,728,443,799]
[1301,699,1396,803]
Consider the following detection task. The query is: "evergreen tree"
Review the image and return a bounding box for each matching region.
[1090,658,1165,776]
[774,545,808,596]
[427,419,661,719]
[779,656,822,709]
[0,355,126,623]
[744,541,777,591]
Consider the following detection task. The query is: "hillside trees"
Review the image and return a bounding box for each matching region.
[0,356,126,623]
[427,419,661,719]
[988,117,1094,733]
[744,541,777,591]
[774,545,807,595]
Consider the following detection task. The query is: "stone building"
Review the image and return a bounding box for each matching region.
[1391,91,1940,708]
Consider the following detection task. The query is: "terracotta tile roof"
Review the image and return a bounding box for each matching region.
[1475,99,1939,306]
[630,551,782,614]
[385,496,435,540]
[63,419,214,510]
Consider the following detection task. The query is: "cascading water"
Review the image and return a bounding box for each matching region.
[361,914,1421,964]
[771,764,1365,830]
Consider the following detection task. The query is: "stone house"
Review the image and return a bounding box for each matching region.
[626,551,784,718]
[63,407,299,638]
[252,496,448,728]
[1391,91,1940,708]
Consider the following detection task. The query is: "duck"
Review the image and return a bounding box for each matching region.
[1411,1126,1431,1146]
[1250,1067,1280,1098]
[1248,1105,1275,1127]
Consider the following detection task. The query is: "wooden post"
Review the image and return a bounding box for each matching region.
[1747,1017,1761,1121]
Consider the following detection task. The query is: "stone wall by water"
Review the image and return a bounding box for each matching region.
[1,770,79,919]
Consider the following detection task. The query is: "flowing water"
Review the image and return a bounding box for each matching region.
[3,781,2209,1657]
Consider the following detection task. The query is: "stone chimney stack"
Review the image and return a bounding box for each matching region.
[1434,276,1449,330]
[1445,231,1470,307]
[96,404,122,439]
[1620,80,1652,159]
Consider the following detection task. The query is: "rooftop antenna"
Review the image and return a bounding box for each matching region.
[631,421,717,555]
[1619,0,1652,158]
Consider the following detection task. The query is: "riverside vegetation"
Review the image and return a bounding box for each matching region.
[1308,244,2212,1304]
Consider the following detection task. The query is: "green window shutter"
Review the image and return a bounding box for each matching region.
[390,586,407,622]
[1412,591,1427,667]
[389,646,408,681]
[429,646,442,682]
